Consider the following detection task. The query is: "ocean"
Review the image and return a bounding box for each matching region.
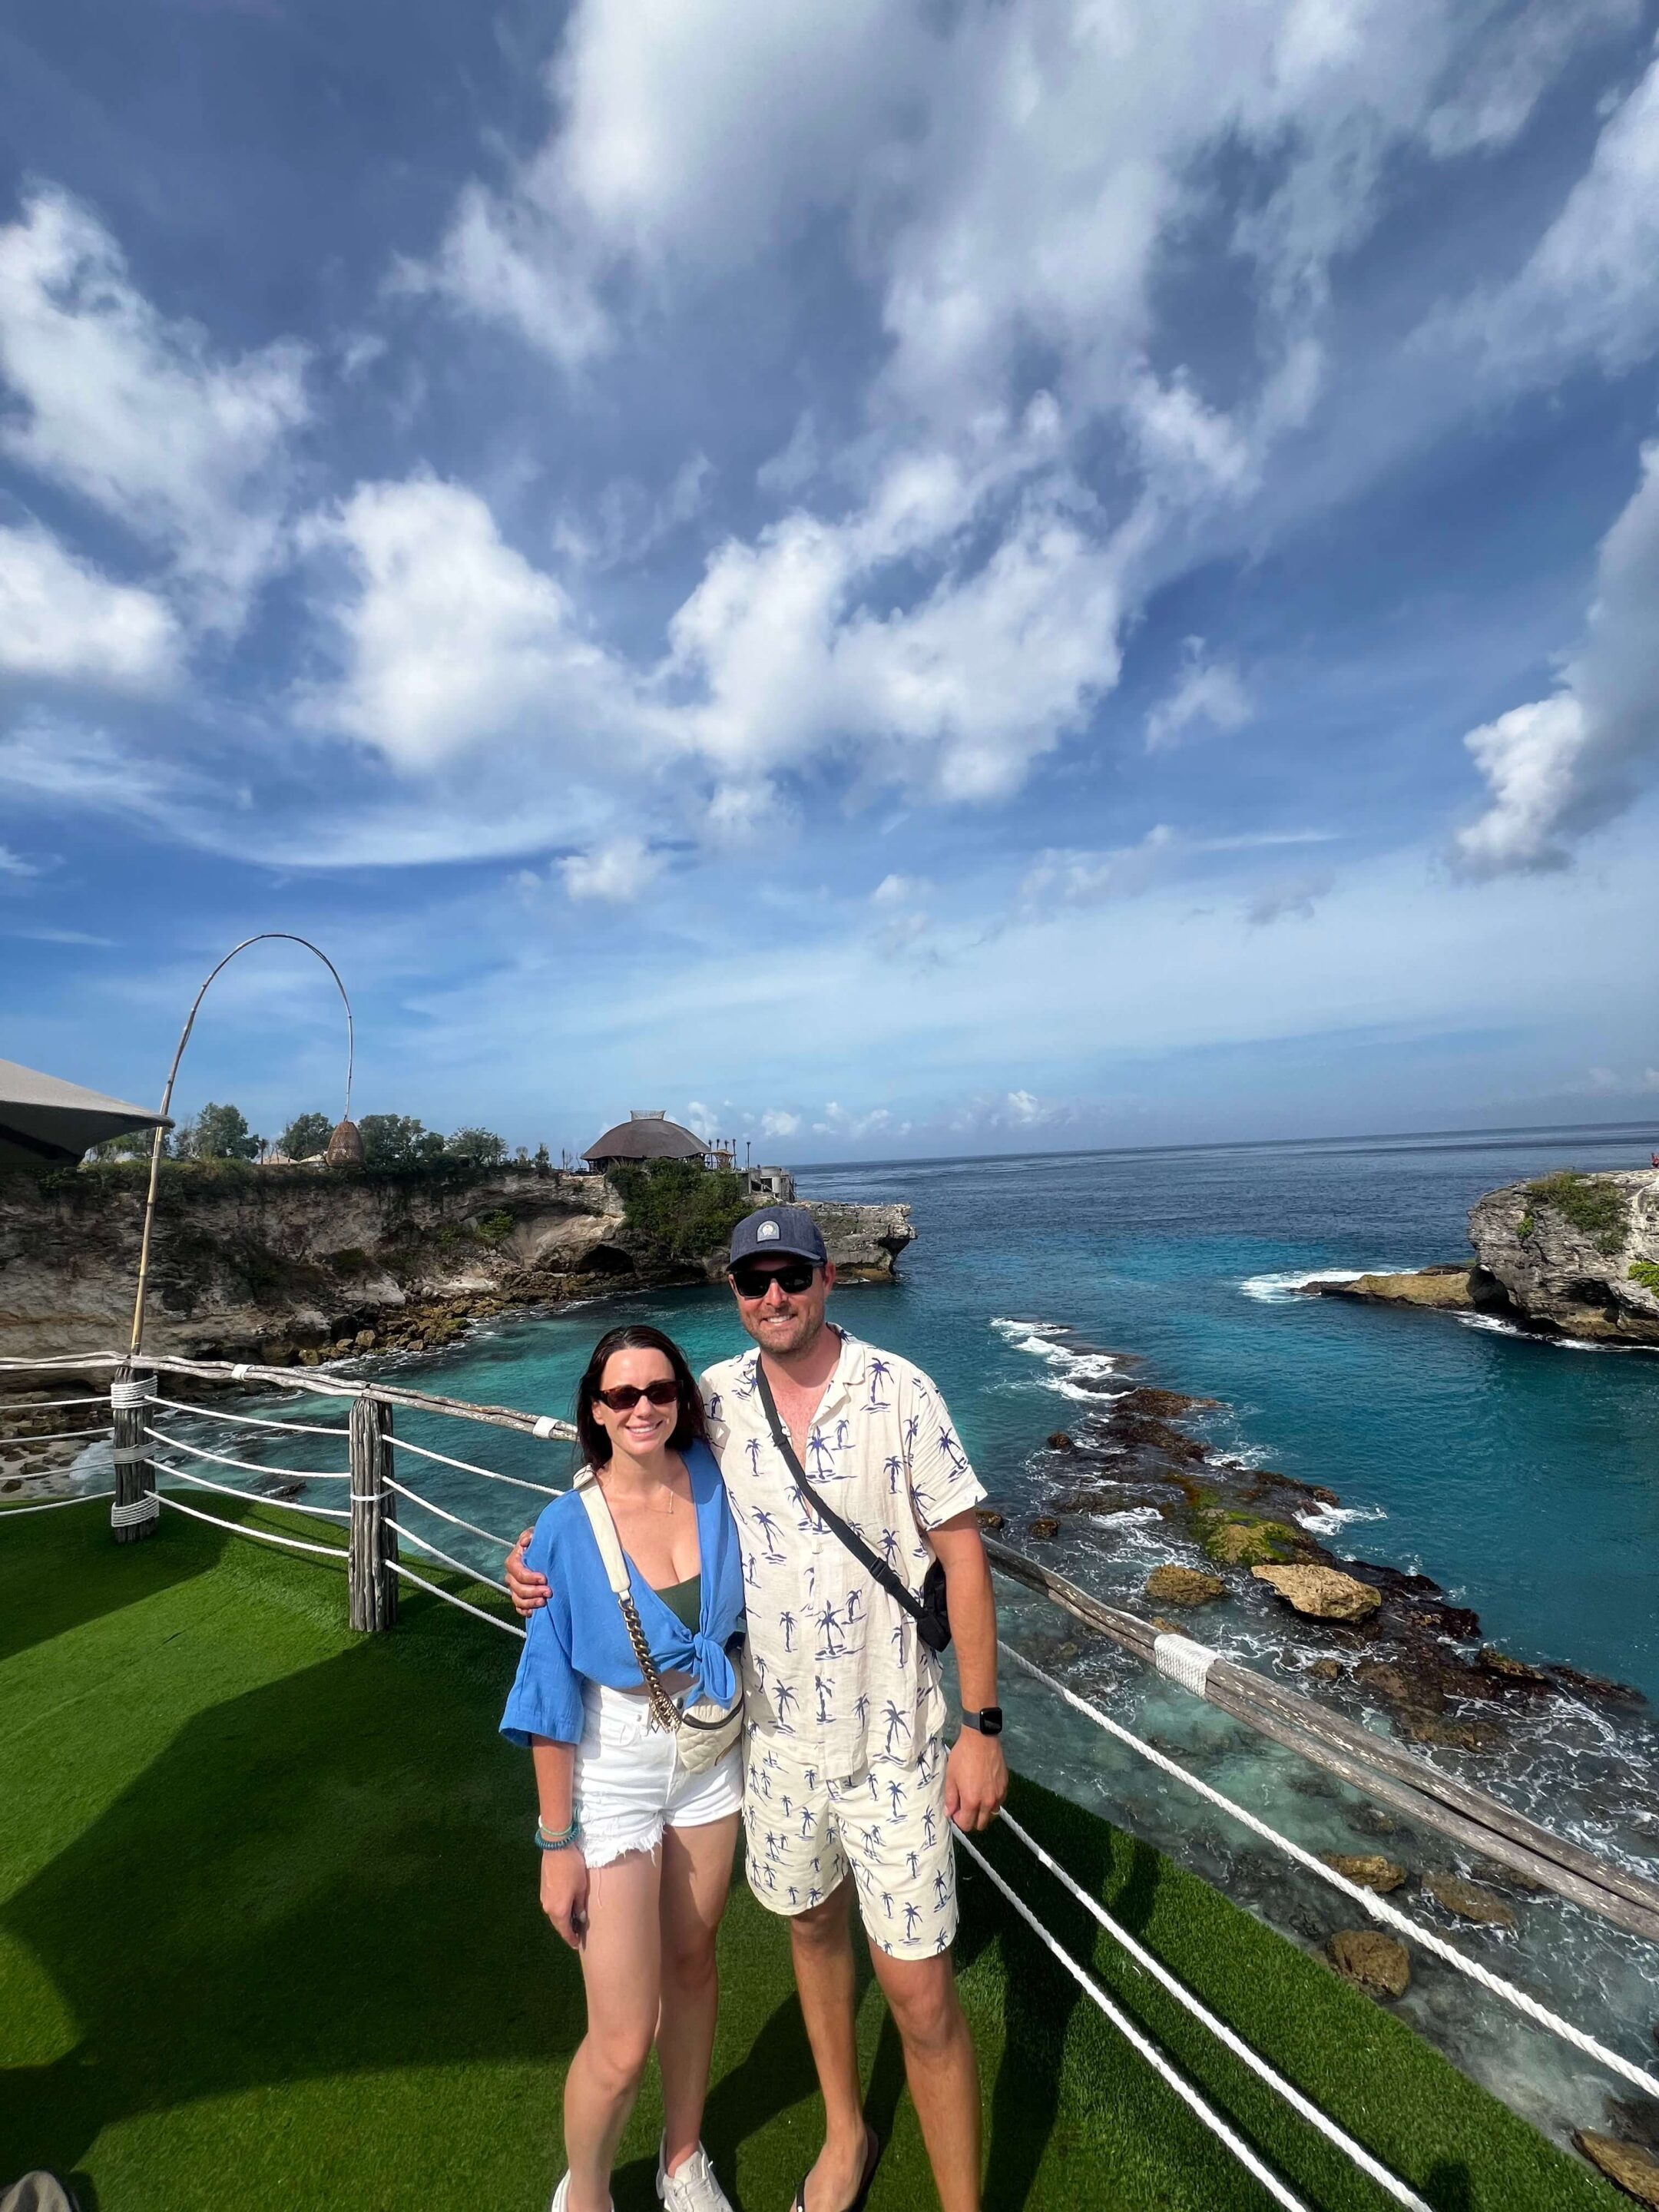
[130,1120,1659,2143]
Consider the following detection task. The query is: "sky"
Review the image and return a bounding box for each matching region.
[1,0,1657,1164]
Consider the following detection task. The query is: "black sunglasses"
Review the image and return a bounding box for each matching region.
[594,1379,681,1412]
[730,1259,816,1297]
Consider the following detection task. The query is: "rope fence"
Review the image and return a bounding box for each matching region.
[5,1346,1656,2205]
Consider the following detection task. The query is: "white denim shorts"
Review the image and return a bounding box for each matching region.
[573,1681,744,1869]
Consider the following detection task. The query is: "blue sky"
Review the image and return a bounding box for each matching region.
[2,0,1657,1162]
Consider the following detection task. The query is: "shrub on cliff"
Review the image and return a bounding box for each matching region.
[1522,1171,1628,1257]
[612,1159,750,1263]
[280,1111,333,1160]
[181,1102,261,1162]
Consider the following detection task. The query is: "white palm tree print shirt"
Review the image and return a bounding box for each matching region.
[700,1332,985,1777]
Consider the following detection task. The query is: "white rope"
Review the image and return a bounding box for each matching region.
[110,1379,156,1408]
[1000,1639,1659,2100]
[0,1490,116,1515]
[151,1394,349,1439]
[997,1811,1430,2210]
[957,1830,1310,2212]
[387,1432,560,1496]
[111,1494,161,1528]
[389,1518,513,1594]
[144,1425,349,1480]
[387,1557,525,1640]
[3,1425,113,1443]
[0,1396,108,1411]
[158,1492,349,1558]
[151,1459,352,1520]
[382,1476,514,1551]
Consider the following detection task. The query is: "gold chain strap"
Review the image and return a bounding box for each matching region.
[617,1589,681,1734]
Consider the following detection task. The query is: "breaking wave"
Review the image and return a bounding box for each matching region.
[991,1316,1125,1398]
[1237,1264,1397,1303]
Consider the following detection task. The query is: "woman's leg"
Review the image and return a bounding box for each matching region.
[656,1813,740,2174]
[565,1846,664,2212]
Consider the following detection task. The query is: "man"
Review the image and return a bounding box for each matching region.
[507,1204,1007,2212]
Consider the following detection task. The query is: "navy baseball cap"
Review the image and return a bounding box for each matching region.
[729,1204,828,1269]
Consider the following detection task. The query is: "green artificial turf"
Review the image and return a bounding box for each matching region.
[0,1498,1621,2211]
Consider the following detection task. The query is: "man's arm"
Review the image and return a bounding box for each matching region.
[929,1511,1007,1831]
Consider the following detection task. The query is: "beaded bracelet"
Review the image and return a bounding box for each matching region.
[535,1817,581,1853]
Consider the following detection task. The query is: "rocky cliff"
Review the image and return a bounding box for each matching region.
[1304,1167,1659,1346]
[0,1163,915,1367]
[1469,1167,1659,1346]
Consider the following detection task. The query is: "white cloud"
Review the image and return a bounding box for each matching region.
[757,1108,801,1140]
[1005,1088,1043,1127]
[1440,48,1659,383]
[1020,826,1180,908]
[1456,440,1659,874]
[871,873,929,906]
[0,187,309,628]
[0,522,178,689]
[1244,871,1335,926]
[560,833,664,902]
[0,844,41,879]
[301,475,642,773]
[1145,639,1253,751]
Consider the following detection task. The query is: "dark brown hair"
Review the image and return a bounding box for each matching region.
[575,1323,710,1469]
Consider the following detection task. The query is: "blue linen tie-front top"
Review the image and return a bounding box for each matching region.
[500,1439,744,1747]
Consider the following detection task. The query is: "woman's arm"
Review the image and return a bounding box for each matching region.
[531,1734,588,1949]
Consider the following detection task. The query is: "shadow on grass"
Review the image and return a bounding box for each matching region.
[0,1628,588,2177]
[0,1503,226,1665]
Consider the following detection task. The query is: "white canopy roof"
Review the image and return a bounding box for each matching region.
[0,1055,170,1171]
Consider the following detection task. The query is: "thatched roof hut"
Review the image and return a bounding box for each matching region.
[584,1110,711,1171]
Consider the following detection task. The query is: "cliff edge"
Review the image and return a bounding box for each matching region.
[0,1164,915,1366]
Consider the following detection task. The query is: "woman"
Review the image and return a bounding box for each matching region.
[502,1325,745,2212]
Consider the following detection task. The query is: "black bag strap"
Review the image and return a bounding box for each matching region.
[753,1362,926,1628]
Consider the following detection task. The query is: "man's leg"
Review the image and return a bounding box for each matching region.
[866,1943,980,2212]
[789,1879,873,2212]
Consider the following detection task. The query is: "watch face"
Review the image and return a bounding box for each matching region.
[977,1707,1004,1737]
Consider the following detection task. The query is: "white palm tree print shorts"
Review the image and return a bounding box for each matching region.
[742,1733,957,1959]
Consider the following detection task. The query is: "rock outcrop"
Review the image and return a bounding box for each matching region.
[1302,1167,1659,1345]
[1252,1562,1382,1621]
[0,1164,913,1368]
[1469,1168,1659,1345]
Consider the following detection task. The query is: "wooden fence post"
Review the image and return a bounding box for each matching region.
[349,1394,398,1631]
[109,1366,158,1543]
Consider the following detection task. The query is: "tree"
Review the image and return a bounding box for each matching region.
[359,1114,446,1171]
[280,1111,333,1161]
[184,1102,260,1161]
[88,1128,166,1163]
[446,1126,508,1167]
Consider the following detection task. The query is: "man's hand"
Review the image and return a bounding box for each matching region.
[540,1846,589,1949]
[945,1726,1007,1832]
[505,1529,550,1618]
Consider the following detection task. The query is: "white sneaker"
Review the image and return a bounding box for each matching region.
[656,2141,735,2212]
[548,2177,614,2212]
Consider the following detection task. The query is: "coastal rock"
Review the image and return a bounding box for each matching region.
[1321,1854,1408,1893]
[1574,2133,1659,2208]
[1471,1168,1659,1346]
[1113,1386,1217,1419]
[1423,1874,1518,1929]
[1326,1930,1410,1998]
[1252,1564,1381,1622]
[1309,1659,1343,1683]
[1205,1516,1300,1567]
[975,1508,1005,1532]
[1144,1565,1227,1607]
[1028,1518,1060,1540]
[1306,1264,1478,1311]
[0,1164,913,1363]
[1047,1431,1076,1452]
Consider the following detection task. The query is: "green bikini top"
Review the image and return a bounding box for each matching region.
[654,1574,702,1634]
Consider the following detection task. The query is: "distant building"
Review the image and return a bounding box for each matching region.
[584,1109,713,1172]
[745,1164,796,1203]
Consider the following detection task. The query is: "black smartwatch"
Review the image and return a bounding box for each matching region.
[961,1706,1004,1737]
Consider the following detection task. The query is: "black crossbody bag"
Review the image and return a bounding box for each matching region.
[754,1365,952,1654]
